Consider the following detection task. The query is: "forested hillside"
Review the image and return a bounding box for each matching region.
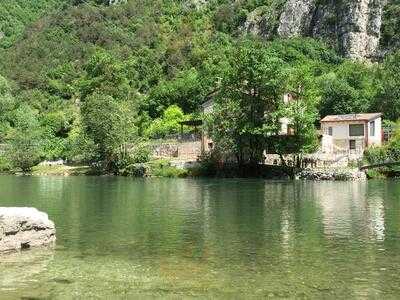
[0,0,399,173]
[0,0,66,48]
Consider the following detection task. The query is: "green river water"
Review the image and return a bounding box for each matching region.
[1,176,400,299]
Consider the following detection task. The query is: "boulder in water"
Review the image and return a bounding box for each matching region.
[0,207,56,252]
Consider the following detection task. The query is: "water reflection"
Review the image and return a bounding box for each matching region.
[1,176,400,298]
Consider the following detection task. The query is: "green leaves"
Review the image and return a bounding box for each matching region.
[373,51,400,121]
[210,39,287,164]
[81,93,138,168]
[319,61,378,117]
[144,105,191,139]
[0,0,64,48]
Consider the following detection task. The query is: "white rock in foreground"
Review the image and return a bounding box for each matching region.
[0,208,56,252]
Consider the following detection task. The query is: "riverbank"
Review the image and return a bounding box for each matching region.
[5,158,398,182]
[1,162,373,182]
[296,169,367,181]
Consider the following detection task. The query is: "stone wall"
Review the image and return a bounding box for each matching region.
[151,139,202,161]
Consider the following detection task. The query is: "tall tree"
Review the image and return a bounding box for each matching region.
[373,51,400,121]
[81,93,138,170]
[0,75,15,141]
[210,39,286,165]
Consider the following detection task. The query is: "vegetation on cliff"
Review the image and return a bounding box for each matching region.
[0,0,399,174]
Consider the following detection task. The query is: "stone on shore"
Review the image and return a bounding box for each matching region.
[0,207,56,252]
[296,169,367,181]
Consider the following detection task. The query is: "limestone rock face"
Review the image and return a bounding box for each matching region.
[277,0,316,38]
[242,0,388,60]
[108,0,127,5]
[338,0,386,59]
[241,7,276,39]
[0,208,56,252]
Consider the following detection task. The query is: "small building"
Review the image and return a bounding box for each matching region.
[320,113,382,154]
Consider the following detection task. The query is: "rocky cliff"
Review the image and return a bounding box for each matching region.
[242,0,391,60]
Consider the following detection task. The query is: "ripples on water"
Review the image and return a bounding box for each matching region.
[1,176,400,298]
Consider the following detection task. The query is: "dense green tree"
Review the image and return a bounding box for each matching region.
[5,105,43,172]
[284,65,320,154]
[144,105,191,138]
[210,39,286,165]
[80,49,134,100]
[145,69,205,118]
[319,61,377,117]
[381,1,400,50]
[373,51,400,121]
[6,129,42,173]
[81,93,138,169]
[0,75,15,141]
[0,0,65,48]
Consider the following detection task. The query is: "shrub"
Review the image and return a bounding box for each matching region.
[0,154,11,172]
[144,105,191,139]
[119,163,148,177]
[364,146,388,165]
[148,160,188,178]
[130,141,151,164]
[6,130,42,173]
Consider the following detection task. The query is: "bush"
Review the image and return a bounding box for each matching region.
[148,160,189,178]
[6,130,42,173]
[130,141,151,164]
[119,163,149,177]
[0,154,11,172]
[191,152,219,177]
[144,105,191,139]
[363,123,400,178]
[364,146,388,165]
[366,169,387,179]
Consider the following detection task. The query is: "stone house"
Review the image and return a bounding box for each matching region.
[320,113,382,154]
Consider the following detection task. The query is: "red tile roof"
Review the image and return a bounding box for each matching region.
[321,113,382,122]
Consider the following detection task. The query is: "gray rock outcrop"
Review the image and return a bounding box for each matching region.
[277,0,315,38]
[0,208,56,252]
[108,0,127,5]
[242,0,388,60]
[296,169,367,181]
[241,6,276,39]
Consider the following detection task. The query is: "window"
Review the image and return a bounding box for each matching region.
[349,124,364,137]
[328,127,333,136]
[349,140,356,150]
[370,121,375,136]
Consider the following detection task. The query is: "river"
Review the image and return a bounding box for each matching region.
[1,176,400,298]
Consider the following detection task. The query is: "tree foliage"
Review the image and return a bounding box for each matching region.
[210,39,287,165]
[81,93,138,169]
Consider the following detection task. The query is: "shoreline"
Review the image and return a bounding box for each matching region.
[0,164,377,181]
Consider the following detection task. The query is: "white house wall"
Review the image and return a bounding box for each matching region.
[321,118,382,153]
[367,117,382,146]
[322,120,366,139]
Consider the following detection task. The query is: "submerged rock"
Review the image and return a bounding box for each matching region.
[0,207,56,252]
